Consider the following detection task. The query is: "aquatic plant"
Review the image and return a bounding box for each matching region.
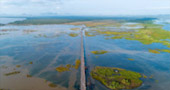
[158,49,170,53]
[95,56,99,58]
[56,59,81,72]
[91,66,143,90]
[143,74,148,78]
[91,50,108,55]
[128,58,134,61]
[16,65,21,68]
[148,49,160,54]
[48,83,57,88]
[149,75,154,79]
[29,62,33,64]
[56,65,71,72]
[149,49,170,54]
[4,71,20,76]
[71,28,80,31]
[69,33,79,37]
[74,59,81,69]
[155,80,159,83]
[85,31,96,37]
[27,74,32,78]
[85,21,170,48]
[0,33,8,35]
[0,65,8,69]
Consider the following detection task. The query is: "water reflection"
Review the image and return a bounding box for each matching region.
[0,24,82,90]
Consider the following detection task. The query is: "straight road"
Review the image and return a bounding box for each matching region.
[80,26,86,90]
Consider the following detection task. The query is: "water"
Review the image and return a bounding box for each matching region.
[0,18,26,24]
[85,20,170,90]
[0,24,82,90]
[0,17,170,90]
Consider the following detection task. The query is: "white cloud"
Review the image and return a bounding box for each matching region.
[0,0,170,16]
[0,0,61,16]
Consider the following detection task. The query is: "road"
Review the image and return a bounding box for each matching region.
[80,26,86,90]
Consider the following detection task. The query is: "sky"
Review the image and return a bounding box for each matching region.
[0,0,170,16]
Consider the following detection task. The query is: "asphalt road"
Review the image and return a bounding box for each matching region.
[80,26,86,90]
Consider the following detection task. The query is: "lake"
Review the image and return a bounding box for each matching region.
[0,17,170,90]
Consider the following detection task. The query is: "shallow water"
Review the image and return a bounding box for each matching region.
[0,18,170,90]
[0,24,82,90]
[0,18,26,24]
[85,21,170,90]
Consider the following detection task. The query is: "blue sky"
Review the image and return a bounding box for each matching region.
[0,0,170,16]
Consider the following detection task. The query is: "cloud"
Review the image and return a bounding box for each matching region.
[0,0,170,16]
[0,0,61,16]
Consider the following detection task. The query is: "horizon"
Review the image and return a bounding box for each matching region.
[0,0,170,16]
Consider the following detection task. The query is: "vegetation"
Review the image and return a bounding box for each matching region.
[70,28,80,31]
[143,74,148,78]
[0,33,8,36]
[16,65,21,68]
[83,21,170,49]
[149,49,170,54]
[4,71,20,76]
[27,74,32,78]
[48,83,57,88]
[91,50,108,55]
[149,49,160,54]
[23,30,37,34]
[158,49,170,53]
[56,59,81,72]
[91,66,143,90]
[9,19,81,25]
[56,65,71,72]
[127,58,134,61]
[29,62,33,64]
[85,31,96,37]
[73,59,81,69]
[69,33,79,37]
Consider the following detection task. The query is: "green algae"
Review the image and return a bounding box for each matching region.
[149,49,160,54]
[158,49,170,53]
[143,74,148,78]
[27,74,32,78]
[29,62,33,64]
[128,58,134,61]
[73,59,81,69]
[91,50,108,55]
[1,65,8,69]
[155,80,159,83]
[56,65,71,72]
[95,56,99,58]
[71,28,80,30]
[85,31,96,37]
[149,49,170,54]
[69,33,79,37]
[149,75,154,79]
[4,71,20,76]
[86,21,170,48]
[16,65,21,68]
[56,59,81,72]
[91,66,143,90]
[48,83,57,88]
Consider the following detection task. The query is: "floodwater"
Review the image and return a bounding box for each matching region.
[85,20,170,90]
[0,17,170,90]
[0,24,82,90]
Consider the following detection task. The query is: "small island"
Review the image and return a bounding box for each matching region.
[91,66,143,90]
[69,33,79,37]
[56,59,81,72]
[91,50,108,55]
